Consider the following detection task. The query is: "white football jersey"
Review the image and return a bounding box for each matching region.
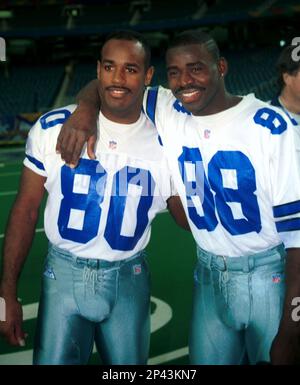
[144,87,300,256]
[24,105,175,261]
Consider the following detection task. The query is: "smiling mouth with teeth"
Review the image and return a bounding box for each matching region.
[182,90,200,97]
[107,88,129,98]
[179,89,203,102]
[108,89,128,97]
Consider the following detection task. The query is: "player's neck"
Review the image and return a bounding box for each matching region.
[193,91,242,116]
[100,107,141,124]
[223,93,242,111]
[280,89,300,115]
[208,93,242,115]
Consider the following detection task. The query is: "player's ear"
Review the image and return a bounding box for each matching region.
[97,60,101,80]
[283,72,291,86]
[218,57,228,78]
[145,65,154,87]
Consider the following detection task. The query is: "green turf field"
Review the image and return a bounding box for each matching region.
[0,147,197,365]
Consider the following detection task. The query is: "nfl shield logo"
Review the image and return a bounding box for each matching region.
[272,273,281,283]
[204,129,211,139]
[109,140,117,150]
[133,264,142,275]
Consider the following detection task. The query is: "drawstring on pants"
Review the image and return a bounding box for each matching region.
[83,266,98,294]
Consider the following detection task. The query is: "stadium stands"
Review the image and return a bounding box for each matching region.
[0,0,298,142]
[66,62,96,98]
[0,45,280,143]
[225,47,280,100]
[0,64,65,115]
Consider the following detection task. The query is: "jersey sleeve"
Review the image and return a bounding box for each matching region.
[270,117,300,248]
[23,118,47,177]
[23,105,76,177]
[143,86,175,136]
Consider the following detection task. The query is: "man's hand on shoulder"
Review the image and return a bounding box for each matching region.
[56,103,98,168]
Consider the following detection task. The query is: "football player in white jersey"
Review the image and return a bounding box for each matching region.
[55,31,300,365]
[0,31,188,365]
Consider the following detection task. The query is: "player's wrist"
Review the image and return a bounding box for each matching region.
[78,98,100,114]
[0,282,18,300]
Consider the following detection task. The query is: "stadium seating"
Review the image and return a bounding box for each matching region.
[0,65,65,115]
[66,62,96,98]
[225,47,280,100]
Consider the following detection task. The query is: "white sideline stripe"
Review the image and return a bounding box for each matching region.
[0,172,21,177]
[23,303,39,321]
[0,190,17,196]
[0,161,24,167]
[0,228,44,239]
[0,350,32,365]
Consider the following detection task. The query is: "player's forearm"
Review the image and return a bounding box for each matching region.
[0,202,39,299]
[277,248,300,335]
[76,79,101,112]
[167,196,190,231]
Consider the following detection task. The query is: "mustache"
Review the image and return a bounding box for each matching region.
[174,85,205,95]
[106,86,131,93]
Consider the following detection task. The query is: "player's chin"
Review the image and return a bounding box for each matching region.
[180,99,205,115]
[106,98,131,111]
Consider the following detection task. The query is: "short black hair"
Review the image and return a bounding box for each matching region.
[100,29,151,70]
[276,45,300,91]
[167,30,220,62]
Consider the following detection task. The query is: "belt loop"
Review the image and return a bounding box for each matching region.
[279,243,287,260]
[206,254,212,269]
[242,256,250,273]
[220,255,227,271]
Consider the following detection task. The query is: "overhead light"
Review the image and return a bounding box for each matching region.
[279,40,286,47]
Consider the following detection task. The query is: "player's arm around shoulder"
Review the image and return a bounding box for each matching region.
[56,80,100,166]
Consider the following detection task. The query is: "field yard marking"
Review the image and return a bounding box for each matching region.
[148,346,189,365]
[151,296,172,333]
[0,228,44,239]
[0,190,17,196]
[0,172,21,177]
[23,302,39,321]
